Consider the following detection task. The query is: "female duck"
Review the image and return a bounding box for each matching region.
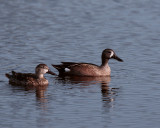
[52,49,123,76]
[6,64,56,86]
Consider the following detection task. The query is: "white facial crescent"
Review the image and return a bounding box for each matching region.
[110,51,114,58]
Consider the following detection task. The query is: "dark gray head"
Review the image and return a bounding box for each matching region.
[102,49,123,62]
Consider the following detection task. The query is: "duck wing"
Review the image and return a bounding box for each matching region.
[61,62,98,68]
[52,62,98,73]
[6,71,36,81]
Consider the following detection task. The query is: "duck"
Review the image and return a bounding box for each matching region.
[52,49,123,76]
[5,64,56,86]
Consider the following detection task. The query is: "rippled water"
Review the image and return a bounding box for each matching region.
[1,0,160,128]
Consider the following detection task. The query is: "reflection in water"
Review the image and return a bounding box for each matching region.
[55,75,110,85]
[101,78,119,102]
[101,81,119,109]
[8,83,48,111]
[56,75,119,107]
[35,85,48,111]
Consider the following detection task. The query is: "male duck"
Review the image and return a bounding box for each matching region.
[52,49,123,76]
[6,64,56,86]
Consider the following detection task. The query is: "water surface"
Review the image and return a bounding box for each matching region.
[1,0,160,128]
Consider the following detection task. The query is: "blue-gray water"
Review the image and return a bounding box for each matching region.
[1,0,160,128]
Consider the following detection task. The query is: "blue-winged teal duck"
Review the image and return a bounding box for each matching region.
[52,49,123,76]
[5,64,56,86]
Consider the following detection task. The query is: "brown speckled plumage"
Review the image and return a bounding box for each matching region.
[52,49,123,76]
[5,64,56,86]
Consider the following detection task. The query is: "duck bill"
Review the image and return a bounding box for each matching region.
[47,70,56,75]
[112,54,123,62]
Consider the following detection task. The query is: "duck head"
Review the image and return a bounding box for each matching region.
[35,64,56,78]
[102,49,123,62]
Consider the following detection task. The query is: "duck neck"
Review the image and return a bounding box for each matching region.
[101,58,109,67]
[36,71,44,79]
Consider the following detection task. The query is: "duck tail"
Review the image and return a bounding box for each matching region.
[5,71,17,79]
[11,71,16,76]
[5,73,11,79]
[52,64,65,73]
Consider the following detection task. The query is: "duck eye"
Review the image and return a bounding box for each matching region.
[108,51,111,53]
